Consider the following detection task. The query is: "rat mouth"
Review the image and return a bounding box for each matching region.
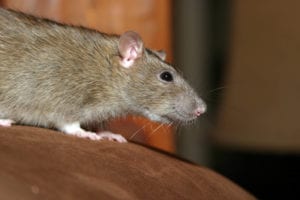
[142,108,198,124]
[164,110,198,123]
[142,111,171,124]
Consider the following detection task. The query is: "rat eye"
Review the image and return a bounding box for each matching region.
[159,71,173,82]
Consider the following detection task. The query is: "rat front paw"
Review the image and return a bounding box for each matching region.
[74,131,103,140]
[60,122,127,143]
[98,131,127,143]
[0,119,15,127]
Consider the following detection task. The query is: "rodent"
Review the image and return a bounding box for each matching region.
[0,8,206,142]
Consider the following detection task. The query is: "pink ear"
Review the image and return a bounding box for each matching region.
[118,31,143,68]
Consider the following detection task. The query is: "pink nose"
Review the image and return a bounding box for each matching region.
[194,104,207,117]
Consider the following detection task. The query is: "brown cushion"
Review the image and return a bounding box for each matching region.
[0,126,255,200]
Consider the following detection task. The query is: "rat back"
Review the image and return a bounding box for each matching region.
[0,8,125,128]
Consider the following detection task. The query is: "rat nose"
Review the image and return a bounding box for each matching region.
[194,103,207,117]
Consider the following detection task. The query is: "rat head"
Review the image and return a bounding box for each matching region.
[115,31,206,124]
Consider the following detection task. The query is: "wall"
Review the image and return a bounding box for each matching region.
[214,0,300,152]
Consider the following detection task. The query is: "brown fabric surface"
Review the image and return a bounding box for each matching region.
[0,126,255,200]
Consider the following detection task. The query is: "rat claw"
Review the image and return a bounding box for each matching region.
[98,131,127,143]
[72,131,101,140]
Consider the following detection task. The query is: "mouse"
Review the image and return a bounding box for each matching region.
[0,8,206,143]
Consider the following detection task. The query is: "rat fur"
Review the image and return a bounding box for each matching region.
[0,8,206,142]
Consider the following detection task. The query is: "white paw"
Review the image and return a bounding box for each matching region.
[98,131,127,143]
[73,131,102,140]
[0,119,15,127]
[60,122,127,143]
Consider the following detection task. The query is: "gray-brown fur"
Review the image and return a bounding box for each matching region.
[0,8,206,133]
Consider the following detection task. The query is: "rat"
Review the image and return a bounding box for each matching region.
[0,8,206,143]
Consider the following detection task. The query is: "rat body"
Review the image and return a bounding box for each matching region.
[0,8,206,142]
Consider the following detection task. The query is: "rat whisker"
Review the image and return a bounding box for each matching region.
[146,123,165,141]
[206,86,227,94]
[166,121,174,128]
[129,120,152,140]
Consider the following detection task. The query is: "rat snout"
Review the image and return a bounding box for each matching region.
[174,93,206,122]
[193,101,207,117]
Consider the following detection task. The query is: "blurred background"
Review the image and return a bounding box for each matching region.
[1,0,300,199]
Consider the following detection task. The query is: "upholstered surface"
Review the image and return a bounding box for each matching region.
[0,126,255,200]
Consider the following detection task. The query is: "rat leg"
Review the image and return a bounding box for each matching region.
[59,122,102,140]
[59,122,127,143]
[0,119,15,127]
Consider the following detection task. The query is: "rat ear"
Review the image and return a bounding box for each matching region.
[154,50,166,61]
[118,31,144,68]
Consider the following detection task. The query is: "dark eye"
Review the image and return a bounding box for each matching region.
[159,71,173,82]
